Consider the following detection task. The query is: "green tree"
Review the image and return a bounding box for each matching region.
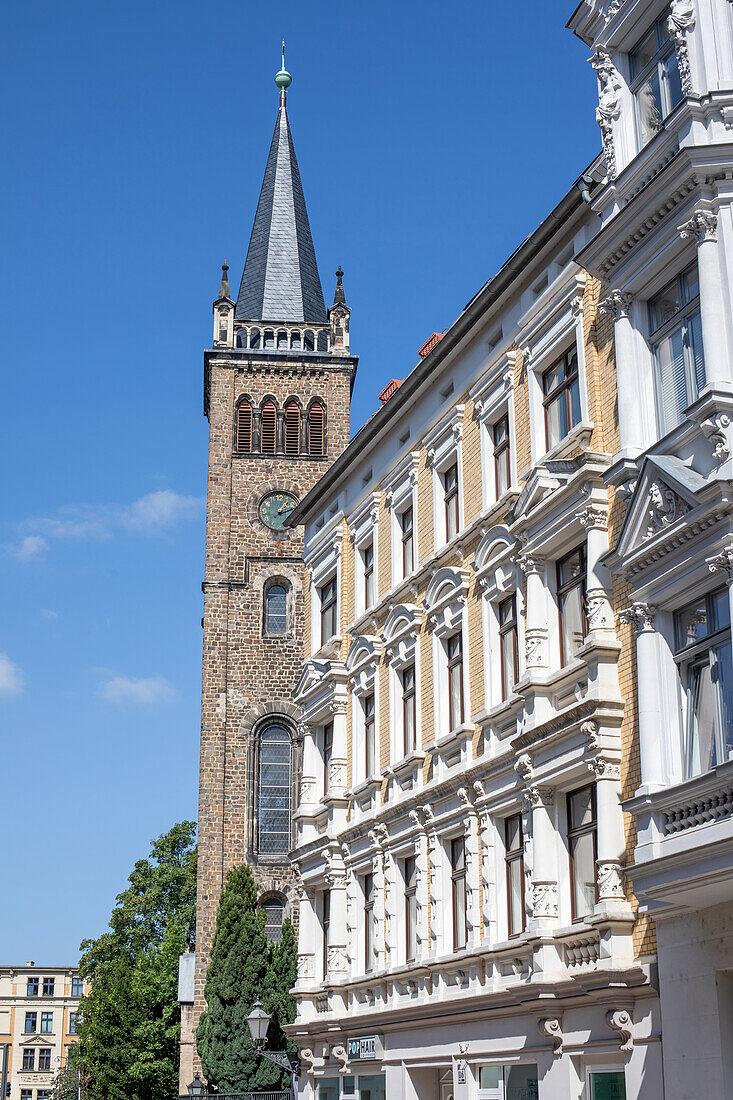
[197,866,297,1092]
[73,822,197,1100]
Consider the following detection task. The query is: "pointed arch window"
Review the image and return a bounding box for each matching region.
[236,401,253,453]
[284,401,301,456]
[308,403,325,456]
[257,724,292,855]
[261,400,277,454]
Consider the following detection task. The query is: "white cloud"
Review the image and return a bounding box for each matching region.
[0,654,24,696]
[7,490,202,557]
[40,609,59,620]
[99,674,176,705]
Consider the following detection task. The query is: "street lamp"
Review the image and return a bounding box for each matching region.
[187,1073,206,1098]
[245,1002,300,1098]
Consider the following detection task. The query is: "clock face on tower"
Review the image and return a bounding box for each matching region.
[258,491,299,530]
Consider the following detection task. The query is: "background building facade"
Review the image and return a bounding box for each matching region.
[0,964,84,1100]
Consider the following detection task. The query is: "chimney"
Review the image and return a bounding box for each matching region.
[25,961,35,967]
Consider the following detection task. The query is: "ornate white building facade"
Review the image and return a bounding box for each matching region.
[282,1,733,1098]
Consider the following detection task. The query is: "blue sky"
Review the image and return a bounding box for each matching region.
[0,0,599,962]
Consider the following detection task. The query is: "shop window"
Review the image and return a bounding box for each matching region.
[505,813,525,937]
[567,784,597,921]
[675,587,733,777]
[650,264,704,436]
[630,16,683,148]
[543,347,580,450]
[557,545,586,665]
[478,1064,539,1099]
[589,1070,627,1099]
[257,724,292,855]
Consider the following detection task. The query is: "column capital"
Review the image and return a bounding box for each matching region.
[577,503,608,530]
[678,208,718,243]
[598,289,633,320]
[524,784,555,810]
[512,548,543,575]
[708,544,733,578]
[619,602,656,633]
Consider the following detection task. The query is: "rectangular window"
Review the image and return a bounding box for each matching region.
[498,595,518,700]
[67,1012,77,1036]
[40,1013,53,1034]
[364,693,376,777]
[319,577,338,644]
[543,347,581,450]
[21,1091,33,1100]
[322,890,330,980]
[451,836,467,951]
[38,1050,51,1072]
[363,541,374,609]
[589,1071,627,1100]
[568,784,597,921]
[22,1050,35,1071]
[493,414,511,499]
[400,505,414,576]
[401,665,416,756]
[505,813,525,937]
[447,633,464,729]
[71,977,83,998]
[42,978,54,997]
[630,17,684,148]
[27,977,39,997]
[364,873,376,972]
[650,265,705,435]
[557,545,586,665]
[24,1012,37,1034]
[675,587,733,777]
[323,721,333,795]
[404,856,417,962]
[443,463,459,541]
[37,1092,52,1100]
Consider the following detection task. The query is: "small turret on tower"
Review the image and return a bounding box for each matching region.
[328,266,351,354]
[213,261,234,347]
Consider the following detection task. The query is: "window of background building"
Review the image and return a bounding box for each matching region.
[265,583,288,635]
[675,588,733,777]
[400,504,414,576]
[323,721,333,795]
[322,889,330,980]
[37,1091,52,1100]
[404,856,418,963]
[401,664,416,756]
[71,977,83,998]
[21,1091,32,1100]
[505,813,525,937]
[498,595,518,700]
[67,1012,78,1036]
[493,414,511,499]
[557,546,586,665]
[24,1013,36,1034]
[257,724,292,855]
[319,576,338,644]
[42,978,54,997]
[38,1050,51,1072]
[630,16,683,148]
[364,873,376,972]
[363,541,374,609]
[261,898,285,944]
[451,836,467,951]
[364,693,376,777]
[40,1013,52,1034]
[568,785,597,921]
[447,633,464,729]
[543,347,580,451]
[650,265,704,436]
[443,462,459,541]
[22,1050,35,1071]
[26,978,38,997]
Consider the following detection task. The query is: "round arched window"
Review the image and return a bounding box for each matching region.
[258,724,292,855]
[260,897,285,943]
[265,583,288,634]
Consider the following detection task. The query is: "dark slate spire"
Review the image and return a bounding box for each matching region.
[332,266,346,306]
[235,54,326,324]
[216,262,232,302]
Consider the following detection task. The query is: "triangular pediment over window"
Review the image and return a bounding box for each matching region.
[513,463,566,519]
[615,455,707,559]
[20,1034,50,1046]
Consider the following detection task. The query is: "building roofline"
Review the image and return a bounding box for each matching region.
[287,156,605,528]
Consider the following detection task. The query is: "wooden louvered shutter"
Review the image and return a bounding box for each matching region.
[284,402,301,455]
[261,401,277,454]
[309,403,325,456]
[236,402,252,453]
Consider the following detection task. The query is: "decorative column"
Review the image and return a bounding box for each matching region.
[619,603,664,792]
[578,500,614,641]
[598,291,642,454]
[295,883,317,992]
[328,699,348,799]
[526,786,559,929]
[709,543,733,631]
[679,210,731,390]
[514,546,547,671]
[367,824,388,970]
[324,851,348,985]
[299,724,320,811]
[668,0,696,97]
[588,752,627,913]
[421,804,440,957]
[408,809,430,962]
[590,48,622,180]
[473,780,496,947]
[458,787,481,949]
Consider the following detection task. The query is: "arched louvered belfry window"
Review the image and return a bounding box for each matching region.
[308,402,325,456]
[236,401,253,453]
[284,401,301,455]
[257,724,292,855]
[260,400,277,454]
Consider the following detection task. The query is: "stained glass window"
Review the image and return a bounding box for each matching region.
[258,725,292,855]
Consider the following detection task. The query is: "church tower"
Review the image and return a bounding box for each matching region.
[184,52,357,1083]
